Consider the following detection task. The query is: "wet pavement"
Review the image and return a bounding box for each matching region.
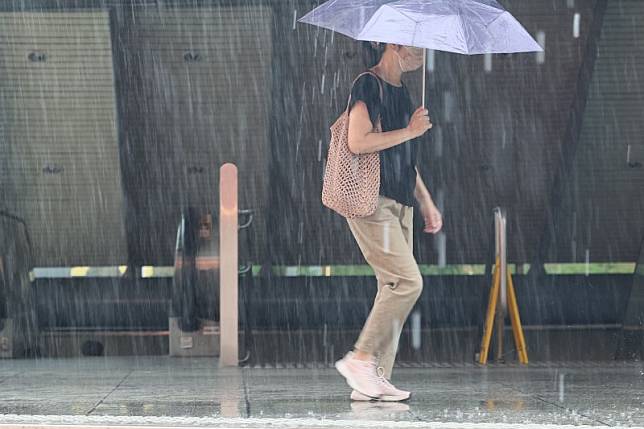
[0,356,643,428]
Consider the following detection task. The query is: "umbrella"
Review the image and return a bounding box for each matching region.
[298,0,543,107]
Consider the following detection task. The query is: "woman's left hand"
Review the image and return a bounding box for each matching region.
[420,200,443,234]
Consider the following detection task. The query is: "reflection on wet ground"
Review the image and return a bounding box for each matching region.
[0,356,642,427]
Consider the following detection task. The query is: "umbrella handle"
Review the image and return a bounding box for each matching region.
[422,48,427,109]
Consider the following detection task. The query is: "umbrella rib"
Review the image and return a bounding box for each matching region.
[485,12,505,28]
[357,4,419,41]
[391,7,420,24]
[411,21,419,46]
[395,8,421,46]
[467,10,507,54]
[456,12,470,54]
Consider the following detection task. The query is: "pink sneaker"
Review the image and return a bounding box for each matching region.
[350,367,411,402]
[335,352,384,399]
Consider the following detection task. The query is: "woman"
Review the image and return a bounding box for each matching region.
[335,42,443,402]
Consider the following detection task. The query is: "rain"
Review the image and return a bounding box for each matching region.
[0,0,643,428]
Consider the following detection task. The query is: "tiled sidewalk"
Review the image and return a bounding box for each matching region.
[0,357,642,428]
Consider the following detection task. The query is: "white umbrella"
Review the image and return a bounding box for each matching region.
[299,0,544,107]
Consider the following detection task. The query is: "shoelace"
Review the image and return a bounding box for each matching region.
[347,355,391,389]
[375,366,396,390]
[376,366,386,378]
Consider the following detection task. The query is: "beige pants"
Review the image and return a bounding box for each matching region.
[346,195,424,380]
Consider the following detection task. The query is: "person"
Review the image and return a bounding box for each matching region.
[334,42,443,402]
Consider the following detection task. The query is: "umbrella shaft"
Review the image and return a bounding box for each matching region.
[422,49,427,108]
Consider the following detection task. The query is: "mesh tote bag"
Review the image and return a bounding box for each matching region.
[322,71,384,218]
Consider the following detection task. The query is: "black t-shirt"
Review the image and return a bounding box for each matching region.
[348,72,418,207]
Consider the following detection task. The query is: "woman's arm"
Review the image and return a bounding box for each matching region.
[416,166,443,234]
[347,101,412,154]
[414,166,434,206]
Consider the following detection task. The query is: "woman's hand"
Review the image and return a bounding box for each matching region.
[419,199,443,234]
[407,107,432,139]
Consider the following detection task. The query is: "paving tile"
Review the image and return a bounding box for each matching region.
[0,357,642,427]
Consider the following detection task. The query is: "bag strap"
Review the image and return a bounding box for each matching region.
[344,70,384,113]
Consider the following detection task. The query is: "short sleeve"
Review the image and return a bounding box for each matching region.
[348,74,381,126]
[402,82,416,112]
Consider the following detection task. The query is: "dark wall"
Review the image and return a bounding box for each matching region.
[268,0,614,266]
[31,274,634,329]
[0,9,128,266]
[112,2,273,266]
[1,0,642,268]
[554,0,644,263]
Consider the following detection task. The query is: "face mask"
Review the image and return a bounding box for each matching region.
[394,47,424,72]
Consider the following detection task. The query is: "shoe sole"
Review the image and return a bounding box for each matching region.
[335,360,381,399]
[351,391,412,402]
[350,391,377,402]
[357,394,412,402]
[381,392,412,402]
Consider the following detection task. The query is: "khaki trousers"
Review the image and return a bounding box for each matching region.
[346,195,423,380]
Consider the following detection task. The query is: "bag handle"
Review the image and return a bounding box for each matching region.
[344,70,384,113]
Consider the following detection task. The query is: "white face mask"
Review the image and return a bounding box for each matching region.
[394,47,424,72]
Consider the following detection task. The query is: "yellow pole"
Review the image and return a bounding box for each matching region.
[479,255,501,364]
[507,270,529,364]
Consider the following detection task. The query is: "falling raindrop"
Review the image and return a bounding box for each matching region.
[443,91,454,123]
[436,232,447,267]
[427,49,435,72]
[572,211,577,261]
[436,187,445,213]
[536,31,546,63]
[484,53,492,73]
[573,13,581,38]
[434,125,443,158]
[411,310,421,349]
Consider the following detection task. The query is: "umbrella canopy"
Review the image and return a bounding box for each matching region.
[298,0,543,55]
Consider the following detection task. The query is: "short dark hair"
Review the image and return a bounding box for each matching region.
[363,41,386,67]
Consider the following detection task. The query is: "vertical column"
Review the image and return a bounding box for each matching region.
[494,208,507,361]
[615,237,644,360]
[220,163,238,366]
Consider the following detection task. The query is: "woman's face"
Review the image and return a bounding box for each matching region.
[396,45,424,72]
